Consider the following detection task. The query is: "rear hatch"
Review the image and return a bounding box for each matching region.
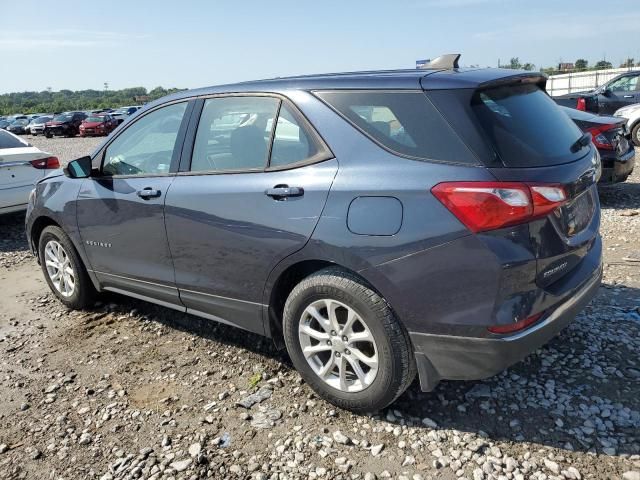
[425,77,601,288]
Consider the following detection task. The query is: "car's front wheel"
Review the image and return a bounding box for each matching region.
[283,267,415,413]
[38,226,96,309]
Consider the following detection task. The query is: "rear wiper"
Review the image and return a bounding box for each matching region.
[570,132,592,153]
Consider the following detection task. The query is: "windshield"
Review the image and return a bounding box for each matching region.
[35,116,51,124]
[471,84,584,167]
[12,119,28,125]
[53,114,72,122]
[86,116,106,122]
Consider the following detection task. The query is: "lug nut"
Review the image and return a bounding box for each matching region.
[345,350,350,355]
[330,330,337,336]
[326,340,332,346]
[342,336,348,342]
[335,352,341,357]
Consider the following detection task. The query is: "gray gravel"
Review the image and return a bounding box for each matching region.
[0,139,638,480]
[25,133,104,165]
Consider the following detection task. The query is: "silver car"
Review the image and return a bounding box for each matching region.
[614,103,640,147]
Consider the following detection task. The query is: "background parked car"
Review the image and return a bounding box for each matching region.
[6,118,29,135]
[0,130,59,214]
[111,106,141,124]
[28,116,53,136]
[561,106,635,184]
[44,112,87,138]
[79,114,117,137]
[0,120,11,130]
[554,71,640,115]
[614,103,640,147]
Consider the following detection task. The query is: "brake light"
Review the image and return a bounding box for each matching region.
[586,124,616,150]
[576,98,586,111]
[432,181,567,233]
[30,156,60,169]
[488,312,544,334]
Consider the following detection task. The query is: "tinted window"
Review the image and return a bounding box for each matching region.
[471,84,584,167]
[315,91,476,164]
[0,130,28,149]
[103,102,187,176]
[191,96,279,172]
[270,104,324,167]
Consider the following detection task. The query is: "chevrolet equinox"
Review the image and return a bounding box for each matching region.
[26,55,603,412]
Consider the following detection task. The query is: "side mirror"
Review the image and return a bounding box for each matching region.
[63,156,93,179]
[601,88,611,97]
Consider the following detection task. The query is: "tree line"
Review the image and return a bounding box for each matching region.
[0,86,185,116]
[502,57,640,75]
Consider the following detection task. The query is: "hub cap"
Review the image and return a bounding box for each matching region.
[44,240,75,297]
[298,299,379,392]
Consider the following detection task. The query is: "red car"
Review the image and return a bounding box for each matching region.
[79,114,117,137]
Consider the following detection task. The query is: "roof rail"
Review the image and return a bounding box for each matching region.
[420,54,461,70]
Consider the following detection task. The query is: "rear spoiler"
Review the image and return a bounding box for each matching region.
[477,72,548,91]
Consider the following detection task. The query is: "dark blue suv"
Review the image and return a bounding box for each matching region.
[26,55,602,412]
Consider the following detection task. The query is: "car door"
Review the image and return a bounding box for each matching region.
[0,131,47,210]
[598,75,640,114]
[164,95,338,334]
[76,100,193,306]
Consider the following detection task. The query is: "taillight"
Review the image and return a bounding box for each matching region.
[488,312,544,334]
[431,181,567,233]
[576,98,586,111]
[586,124,616,150]
[30,156,60,169]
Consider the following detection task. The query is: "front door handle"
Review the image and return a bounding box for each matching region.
[265,185,304,199]
[137,187,162,199]
[623,95,634,98]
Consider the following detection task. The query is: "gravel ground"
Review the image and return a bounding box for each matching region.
[0,139,638,480]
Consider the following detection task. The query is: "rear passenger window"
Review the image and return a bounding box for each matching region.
[191,97,279,172]
[315,91,477,164]
[269,105,323,168]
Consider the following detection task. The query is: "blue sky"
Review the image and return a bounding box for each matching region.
[1,0,639,93]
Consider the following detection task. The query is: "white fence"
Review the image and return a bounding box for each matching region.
[546,67,640,97]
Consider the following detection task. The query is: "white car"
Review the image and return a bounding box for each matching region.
[614,103,640,147]
[0,130,59,214]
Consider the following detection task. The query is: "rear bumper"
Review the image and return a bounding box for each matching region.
[599,147,635,184]
[410,259,602,391]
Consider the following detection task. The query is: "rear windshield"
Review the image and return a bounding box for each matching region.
[471,84,584,166]
[315,91,477,164]
[0,130,28,149]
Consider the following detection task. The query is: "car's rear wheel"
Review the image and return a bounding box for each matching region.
[283,267,415,413]
[38,226,96,309]
[632,123,640,147]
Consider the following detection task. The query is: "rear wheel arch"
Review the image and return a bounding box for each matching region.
[266,259,395,348]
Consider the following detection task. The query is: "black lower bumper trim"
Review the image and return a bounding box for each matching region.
[410,263,602,392]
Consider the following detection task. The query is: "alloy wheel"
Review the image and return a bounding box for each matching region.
[44,240,75,297]
[298,299,379,393]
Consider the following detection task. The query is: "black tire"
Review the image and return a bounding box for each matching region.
[632,122,640,148]
[45,132,52,138]
[38,226,96,309]
[283,267,415,413]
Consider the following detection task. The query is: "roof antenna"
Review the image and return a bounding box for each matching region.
[424,54,461,69]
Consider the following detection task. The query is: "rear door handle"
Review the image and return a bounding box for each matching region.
[137,187,162,199]
[265,185,304,199]
[623,95,634,98]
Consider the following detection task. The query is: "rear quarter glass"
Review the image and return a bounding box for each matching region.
[314,90,478,165]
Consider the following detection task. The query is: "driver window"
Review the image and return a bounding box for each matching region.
[103,102,187,176]
[609,76,639,92]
